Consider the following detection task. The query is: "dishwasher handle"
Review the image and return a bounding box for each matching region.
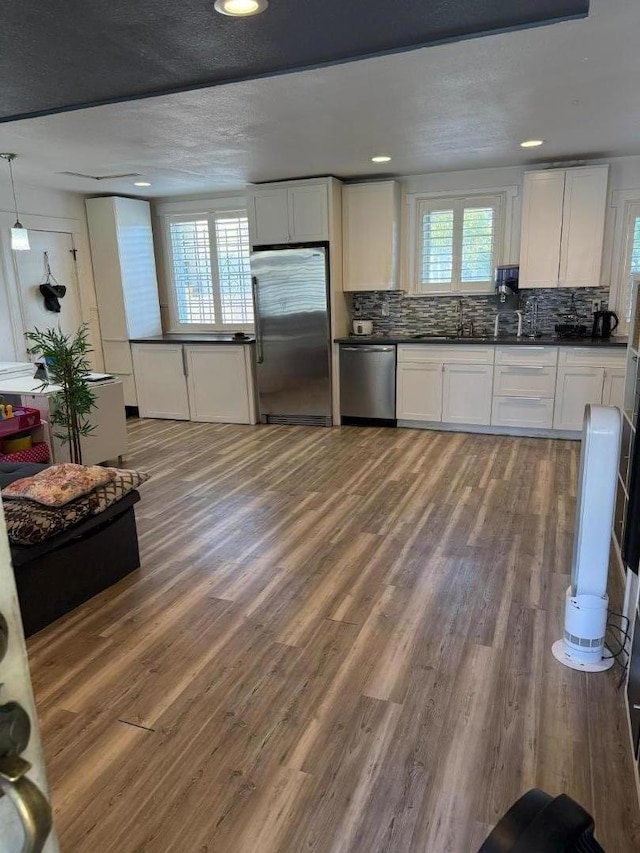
[341,346,395,353]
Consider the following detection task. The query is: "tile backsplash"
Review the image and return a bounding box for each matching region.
[350,287,611,337]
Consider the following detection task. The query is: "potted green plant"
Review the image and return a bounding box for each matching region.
[26,324,97,465]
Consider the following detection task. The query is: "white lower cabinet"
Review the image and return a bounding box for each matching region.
[603,367,625,409]
[396,346,493,425]
[553,366,605,431]
[185,345,255,423]
[396,362,443,421]
[132,343,256,423]
[396,343,624,436]
[131,343,191,420]
[442,363,493,425]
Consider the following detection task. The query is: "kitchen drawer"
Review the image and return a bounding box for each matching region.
[491,396,554,429]
[495,346,557,366]
[558,347,625,368]
[494,364,557,398]
[397,344,494,364]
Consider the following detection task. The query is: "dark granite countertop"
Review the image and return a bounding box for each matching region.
[335,335,628,348]
[130,333,255,345]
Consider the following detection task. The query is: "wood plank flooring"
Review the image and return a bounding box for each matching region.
[26,419,640,852]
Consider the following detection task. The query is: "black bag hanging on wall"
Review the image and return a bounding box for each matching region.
[39,281,66,312]
[38,250,66,312]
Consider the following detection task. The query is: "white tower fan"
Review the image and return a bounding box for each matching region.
[552,404,621,672]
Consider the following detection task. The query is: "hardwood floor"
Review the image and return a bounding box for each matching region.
[27,419,640,852]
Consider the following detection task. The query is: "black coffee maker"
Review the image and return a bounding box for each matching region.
[592,310,619,339]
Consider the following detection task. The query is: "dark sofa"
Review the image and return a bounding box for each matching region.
[1,462,141,636]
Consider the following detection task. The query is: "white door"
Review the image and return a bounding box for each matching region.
[519,170,565,289]
[131,344,190,420]
[185,345,253,424]
[250,189,290,245]
[396,362,443,422]
[0,503,58,851]
[559,166,608,288]
[442,363,493,425]
[15,231,83,359]
[603,367,625,410]
[287,185,329,242]
[553,366,605,430]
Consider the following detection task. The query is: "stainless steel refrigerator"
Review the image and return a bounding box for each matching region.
[251,243,332,426]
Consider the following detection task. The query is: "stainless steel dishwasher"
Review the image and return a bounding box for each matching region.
[339,344,396,423]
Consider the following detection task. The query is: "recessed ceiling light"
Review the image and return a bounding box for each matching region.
[214,0,268,16]
[134,181,151,187]
[520,140,545,148]
[371,155,392,163]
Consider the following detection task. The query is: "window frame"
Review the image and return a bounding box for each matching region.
[617,200,640,331]
[406,187,517,296]
[159,197,254,333]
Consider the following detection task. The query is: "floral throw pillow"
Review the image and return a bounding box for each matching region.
[2,463,116,507]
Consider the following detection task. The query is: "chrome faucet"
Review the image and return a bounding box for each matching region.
[494,309,524,338]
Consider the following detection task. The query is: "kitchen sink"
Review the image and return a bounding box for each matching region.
[409,334,457,340]
[409,333,490,341]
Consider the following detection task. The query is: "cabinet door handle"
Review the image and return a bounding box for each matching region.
[0,755,53,852]
[181,347,189,377]
[252,276,264,364]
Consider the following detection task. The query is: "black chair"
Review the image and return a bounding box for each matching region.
[478,789,605,852]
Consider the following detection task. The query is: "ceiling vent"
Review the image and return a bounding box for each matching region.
[58,171,142,180]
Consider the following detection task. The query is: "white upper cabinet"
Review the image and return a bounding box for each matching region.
[248,181,330,245]
[519,170,565,289]
[559,167,609,288]
[86,196,162,339]
[343,181,400,291]
[519,165,609,289]
[287,185,329,242]
[249,189,290,244]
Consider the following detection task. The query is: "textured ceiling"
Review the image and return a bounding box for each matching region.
[1,0,588,121]
[0,0,635,199]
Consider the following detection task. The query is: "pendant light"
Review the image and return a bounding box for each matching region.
[0,153,30,251]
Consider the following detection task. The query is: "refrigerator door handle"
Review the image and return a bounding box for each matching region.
[252,275,264,364]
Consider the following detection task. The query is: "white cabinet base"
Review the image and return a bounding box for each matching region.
[185,345,256,424]
[442,363,493,425]
[132,342,256,424]
[396,362,443,421]
[132,343,190,420]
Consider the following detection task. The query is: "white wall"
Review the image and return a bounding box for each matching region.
[146,154,640,338]
[397,155,640,318]
[0,177,102,368]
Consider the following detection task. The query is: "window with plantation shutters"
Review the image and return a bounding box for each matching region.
[166,208,253,331]
[415,194,503,294]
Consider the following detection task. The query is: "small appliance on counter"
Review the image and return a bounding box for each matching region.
[592,309,619,339]
[494,265,519,307]
[554,293,587,338]
[352,319,373,336]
